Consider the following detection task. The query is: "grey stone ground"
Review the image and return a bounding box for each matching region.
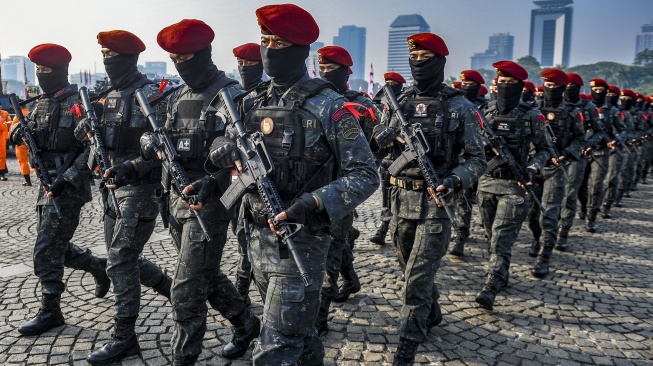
[0,152,652,366]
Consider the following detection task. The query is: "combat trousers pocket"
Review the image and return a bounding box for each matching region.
[417,221,446,260]
[276,279,307,336]
[500,194,526,220]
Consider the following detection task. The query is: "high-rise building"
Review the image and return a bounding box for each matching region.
[636,22,653,55]
[1,56,36,85]
[387,14,430,83]
[471,33,515,70]
[333,25,366,80]
[307,41,324,78]
[140,61,167,77]
[529,0,573,67]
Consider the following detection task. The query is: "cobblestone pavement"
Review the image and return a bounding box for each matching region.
[0,153,652,366]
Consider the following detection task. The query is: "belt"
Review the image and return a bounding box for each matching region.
[389,176,426,191]
[487,169,515,180]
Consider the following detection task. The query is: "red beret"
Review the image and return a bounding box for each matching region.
[28,43,71,68]
[536,85,544,92]
[407,33,449,56]
[157,19,214,54]
[567,72,583,86]
[97,30,145,55]
[621,89,637,99]
[479,85,488,96]
[256,4,319,46]
[460,69,484,84]
[523,81,536,94]
[451,81,461,89]
[609,85,621,95]
[233,43,261,61]
[636,93,645,100]
[589,78,609,89]
[384,72,406,84]
[318,46,353,74]
[645,96,652,103]
[492,60,528,81]
[541,68,569,86]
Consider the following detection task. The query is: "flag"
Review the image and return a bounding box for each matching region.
[367,63,374,97]
[84,70,89,86]
[23,62,29,96]
[312,57,317,78]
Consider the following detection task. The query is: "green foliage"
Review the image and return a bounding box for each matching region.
[634,49,653,66]
[516,55,543,84]
[565,62,653,95]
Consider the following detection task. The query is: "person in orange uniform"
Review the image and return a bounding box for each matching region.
[11,107,32,185]
[0,102,10,181]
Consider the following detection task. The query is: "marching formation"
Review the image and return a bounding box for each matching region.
[6,3,653,366]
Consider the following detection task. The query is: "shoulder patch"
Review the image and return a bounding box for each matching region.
[332,106,351,122]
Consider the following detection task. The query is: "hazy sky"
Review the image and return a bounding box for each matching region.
[1,0,651,82]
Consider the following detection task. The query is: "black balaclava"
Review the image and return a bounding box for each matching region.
[320,66,349,94]
[606,94,619,107]
[620,98,633,110]
[564,84,581,104]
[462,84,480,101]
[635,99,644,109]
[261,44,309,88]
[544,85,565,108]
[591,89,607,107]
[390,83,403,95]
[37,66,69,95]
[496,81,525,114]
[175,46,219,92]
[410,55,446,95]
[521,90,534,102]
[238,63,264,90]
[104,54,141,90]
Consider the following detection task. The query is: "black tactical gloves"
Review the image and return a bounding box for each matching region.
[284,193,319,225]
[209,136,239,169]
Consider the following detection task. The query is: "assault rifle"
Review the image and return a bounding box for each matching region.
[218,88,312,287]
[134,88,211,241]
[476,110,545,214]
[9,93,62,217]
[542,120,570,180]
[79,86,121,218]
[380,84,461,232]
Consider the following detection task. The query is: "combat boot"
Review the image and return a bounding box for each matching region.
[222,309,260,359]
[601,205,612,219]
[426,301,442,332]
[348,227,360,247]
[475,274,504,311]
[315,296,331,337]
[614,198,623,207]
[152,273,172,302]
[17,294,65,336]
[585,210,598,233]
[392,337,419,366]
[528,240,541,257]
[369,221,388,245]
[87,257,111,298]
[173,355,199,366]
[87,317,140,365]
[578,209,586,220]
[22,174,32,186]
[235,276,251,307]
[448,235,465,257]
[333,261,361,303]
[555,226,570,251]
[532,244,554,278]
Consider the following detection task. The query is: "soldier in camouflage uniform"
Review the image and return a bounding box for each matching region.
[143,20,259,365]
[615,89,638,207]
[601,85,628,219]
[521,81,537,105]
[380,33,486,365]
[449,69,487,257]
[84,30,173,366]
[639,96,653,184]
[11,44,110,336]
[528,69,585,279]
[476,61,549,310]
[561,78,604,239]
[630,93,650,191]
[209,5,379,364]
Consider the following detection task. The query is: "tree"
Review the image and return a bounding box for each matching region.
[634,49,653,66]
[516,55,543,84]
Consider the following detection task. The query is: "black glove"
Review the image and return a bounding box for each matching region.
[9,124,25,145]
[107,161,137,188]
[371,125,397,147]
[74,118,92,142]
[188,176,219,205]
[526,167,538,184]
[209,136,238,169]
[48,178,67,197]
[140,132,162,161]
[284,193,319,225]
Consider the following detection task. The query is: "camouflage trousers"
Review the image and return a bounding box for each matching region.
[604,150,625,206]
[618,147,638,196]
[478,190,529,283]
[231,209,251,283]
[559,158,587,229]
[169,217,245,360]
[104,185,168,319]
[528,166,566,246]
[635,143,650,185]
[390,216,450,343]
[453,186,475,239]
[34,202,100,295]
[322,212,354,300]
[578,151,609,214]
[249,223,329,366]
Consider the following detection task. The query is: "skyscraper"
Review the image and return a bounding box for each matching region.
[471,33,515,70]
[387,14,430,84]
[636,22,653,55]
[333,25,366,80]
[1,56,36,85]
[307,41,324,78]
[529,0,573,67]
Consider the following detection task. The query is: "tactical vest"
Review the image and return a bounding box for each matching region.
[31,86,78,154]
[540,104,573,151]
[100,78,152,152]
[168,79,239,163]
[577,100,594,140]
[400,90,460,165]
[243,79,336,199]
[486,101,534,165]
